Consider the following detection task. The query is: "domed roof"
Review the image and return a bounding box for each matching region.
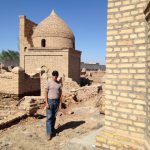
[32,10,74,40]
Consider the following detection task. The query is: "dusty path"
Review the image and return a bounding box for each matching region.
[0,99,104,150]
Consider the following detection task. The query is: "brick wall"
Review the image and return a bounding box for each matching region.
[19,16,37,68]
[20,72,40,95]
[105,0,147,137]
[144,1,150,147]
[0,73,19,94]
[0,68,40,96]
[22,48,81,83]
[69,50,81,83]
[96,0,150,149]
[23,49,69,77]
[25,18,37,47]
[148,19,150,149]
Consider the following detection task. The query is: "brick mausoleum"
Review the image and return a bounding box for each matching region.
[20,10,81,83]
[0,10,81,96]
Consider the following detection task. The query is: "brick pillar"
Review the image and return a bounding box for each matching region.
[19,16,26,68]
[96,0,150,149]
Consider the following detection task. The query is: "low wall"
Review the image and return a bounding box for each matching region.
[0,73,19,94]
[0,69,40,96]
[21,73,41,95]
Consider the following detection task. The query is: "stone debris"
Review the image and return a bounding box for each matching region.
[18,96,45,115]
[0,111,27,129]
[72,84,102,102]
[0,96,45,130]
[0,72,105,132]
[0,95,18,120]
[85,71,105,84]
[63,80,79,92]
[61,83,105,114]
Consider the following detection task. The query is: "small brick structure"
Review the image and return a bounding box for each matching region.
[96,0,150,149]
[0,67,40,96]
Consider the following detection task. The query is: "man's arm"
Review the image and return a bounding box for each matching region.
[59,89,63,109]
[45,89,49,109]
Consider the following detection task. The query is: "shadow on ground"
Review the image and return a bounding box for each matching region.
[33,114,46,119]
[57,120,86,133]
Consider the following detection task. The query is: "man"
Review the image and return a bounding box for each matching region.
[45,70,62,140]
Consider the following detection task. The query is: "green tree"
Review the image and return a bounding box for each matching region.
[0,50,19,66]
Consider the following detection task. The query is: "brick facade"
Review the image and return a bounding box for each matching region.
[19,16,37,68]
[145,1,150,148]
[96,0,150,149]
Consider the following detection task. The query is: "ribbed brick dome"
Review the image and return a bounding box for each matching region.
[32,10,74,40]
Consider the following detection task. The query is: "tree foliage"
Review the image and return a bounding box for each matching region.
[0,50,19,66]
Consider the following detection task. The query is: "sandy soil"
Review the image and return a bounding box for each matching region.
[0,98,104,150]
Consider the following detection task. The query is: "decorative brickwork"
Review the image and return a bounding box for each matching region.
[96,0,150,149]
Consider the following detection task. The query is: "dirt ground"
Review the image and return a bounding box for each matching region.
[0,96,104,150]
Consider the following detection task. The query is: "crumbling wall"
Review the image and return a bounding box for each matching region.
[20,73,40,95]
[0,67,40,96]
[40,74,47,97]
[69,50,81,83]
[85,71,106,84]
[0,72,19,94]
[25,18,37,47]
[19,16,37,68]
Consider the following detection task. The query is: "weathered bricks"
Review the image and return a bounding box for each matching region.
[96,0,150,149]
[0,67,40,95]
[19,11,81,83]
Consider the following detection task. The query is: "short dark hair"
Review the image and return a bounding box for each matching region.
[52,70,59,77]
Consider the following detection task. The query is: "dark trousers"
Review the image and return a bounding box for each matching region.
[46,99,60,135]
